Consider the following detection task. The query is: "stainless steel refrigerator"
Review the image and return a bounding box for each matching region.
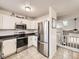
[38,20,49,57]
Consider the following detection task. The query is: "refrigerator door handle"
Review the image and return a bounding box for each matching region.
[38,41,48,44]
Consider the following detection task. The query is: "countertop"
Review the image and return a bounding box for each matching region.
[0,29,38,40]
[0,29,38,58]
[0,29,37,36]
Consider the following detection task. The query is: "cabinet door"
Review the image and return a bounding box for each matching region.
[28,36,38,47]
[30,21,34,29]
[21,19,27,24]
[28,36,33,47]
[27,20,31,29]
[2,39,16,57]
[0,14,3,29]
[31,21,38,29]
[32,36,38,47]
[15,18,22,24]
[2,15,15,29]
[9,17,16,29]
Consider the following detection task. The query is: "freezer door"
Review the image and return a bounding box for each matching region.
[38,41,48,57]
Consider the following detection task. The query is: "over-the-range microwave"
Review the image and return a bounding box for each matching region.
[15,24,27,30]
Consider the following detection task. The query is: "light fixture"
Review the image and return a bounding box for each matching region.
[25,0,31,12]
[25,6,31,12]
[73,18,78,32]
[63,20,68,26]
[66,18,78,33]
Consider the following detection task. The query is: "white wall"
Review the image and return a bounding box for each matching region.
[0,9,11,15]
[35,15,49,22]
[49,7,57,59]
[49,7,57,19]
[0,9,26,19]
[49,19,57,59]
[57,15,79,44]
[57,16,79,30]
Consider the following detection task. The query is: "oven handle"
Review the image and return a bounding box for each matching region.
[17,37,28,39]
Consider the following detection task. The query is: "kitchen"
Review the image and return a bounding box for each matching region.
[1,0,79,59]
[0,5,57,59]
[0,13,38,59]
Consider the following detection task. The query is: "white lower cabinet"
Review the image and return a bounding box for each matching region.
[32,36,38,48]
[28,36,33,47]
[2,38,16,57]
[28,36,38,48]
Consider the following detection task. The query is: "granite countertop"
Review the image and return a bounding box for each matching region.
[0,29,38,40]
[0,29,38,58]
[0,29,38,36]
[0,33,37,39]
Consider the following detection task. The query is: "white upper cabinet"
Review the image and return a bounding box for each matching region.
[26,20,38,29]
[0,14,38,29]
[31,21,38,29]
[0,14,28,29]
[15,18,22,24]
[0,14,16,29]
[0,14,3,29]
[2,15,15,29]
[34,21,38,29]
[26,20,31,29]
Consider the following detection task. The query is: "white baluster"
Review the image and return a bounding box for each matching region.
[70,36,72,47]
[73,37,74,48]
[76,37,77,49]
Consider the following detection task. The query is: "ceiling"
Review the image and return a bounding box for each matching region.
[0,0,79,18]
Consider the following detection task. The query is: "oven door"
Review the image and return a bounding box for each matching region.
[17,37,28,52]
[17,37,28,48]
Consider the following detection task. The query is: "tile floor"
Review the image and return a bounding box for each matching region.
[6,47,79,59]
[53,47,79,59]
[6,47,47,59]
